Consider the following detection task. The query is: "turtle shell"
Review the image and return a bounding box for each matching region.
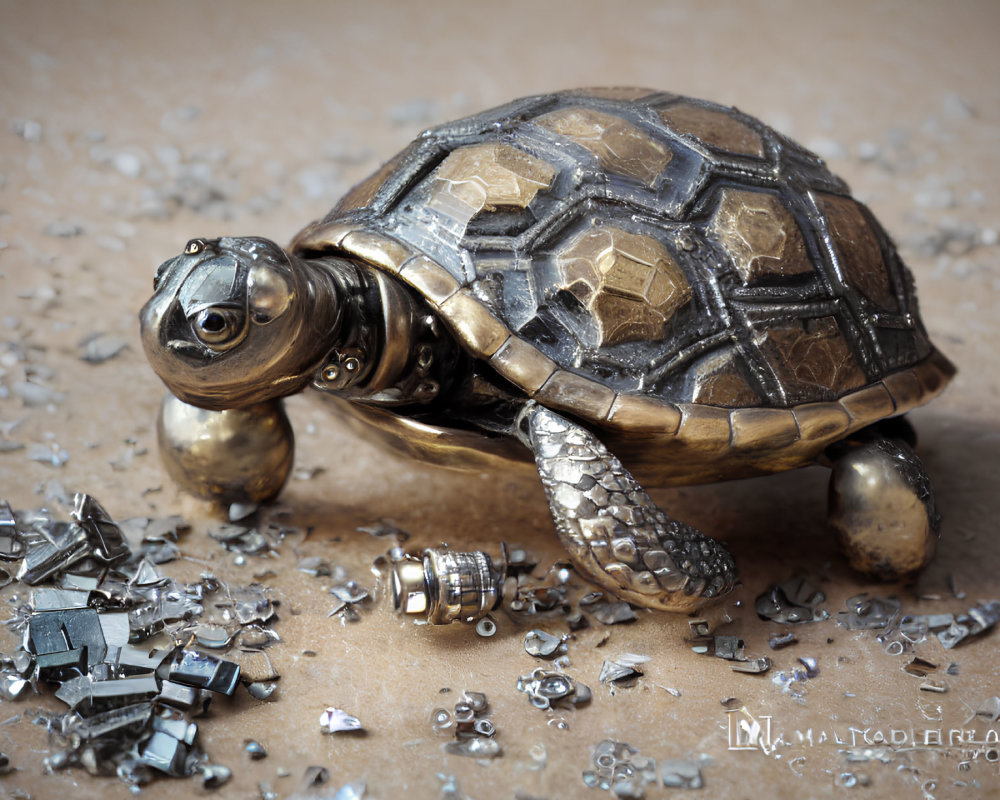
[292,88,953,482]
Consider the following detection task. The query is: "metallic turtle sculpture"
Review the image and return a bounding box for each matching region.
[141,88,954,612]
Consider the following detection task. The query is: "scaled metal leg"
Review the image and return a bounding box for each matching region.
[516,403,736,612]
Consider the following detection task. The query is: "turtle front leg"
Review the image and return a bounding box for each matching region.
[827,422,940,580]
[515,403,736,612]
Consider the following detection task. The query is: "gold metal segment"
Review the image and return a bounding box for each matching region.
[729,408,800,450]
[428,143,556,219]
[535,106,672,186]
[676,404,734,458]
[554,226,691,346]
[397,255,462,305]
[792,402,851,442]
[838,383,896,423]
[489,337,558,394]
[606,394,682,433]
[340,230,413,273]
[439,290,510,357]
[657,102,766,158]
[816,193,894,309]
[710,188,814,284]
[289,221,355,255]
[882,369,924,409]
[536,370,617,421]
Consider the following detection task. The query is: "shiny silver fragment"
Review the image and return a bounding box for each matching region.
[836,594,901,630]
[599,653,648,685]
[755,576,827,624]
[319,707,363,733]
[730,657,771,674]
[517,668,591,710]
[524,629,565,658]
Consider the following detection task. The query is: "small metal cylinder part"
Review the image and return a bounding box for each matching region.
[392,547,505,624]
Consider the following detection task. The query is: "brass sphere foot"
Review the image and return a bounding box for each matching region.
[157,393,294,505]
[828,436,940,580]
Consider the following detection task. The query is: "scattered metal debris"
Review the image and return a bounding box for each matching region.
[730,657,771,675]
[517,668,591,711]
[935,600,1000,649]
[660,758,706,789]
[582,740,703,797]
[755,576,827,624]
[599,653,648,686]
[589,600,637,626]
[836,594,901,630]
[435,690,500,758]
[319,707,363,734]
[976,696,1000,722]
[0,494,282,789]
[768,631,798,650]
[903,657,938,678]
[797,656,819,678]
[713,635,745,661]
[524,629,566,659]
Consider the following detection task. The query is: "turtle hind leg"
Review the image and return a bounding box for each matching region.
[827,421,940,580]
[516,403,736,613]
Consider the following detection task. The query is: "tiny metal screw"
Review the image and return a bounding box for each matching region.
[322,365,340,382]
[185,239,205,254]
[344,357,360,373]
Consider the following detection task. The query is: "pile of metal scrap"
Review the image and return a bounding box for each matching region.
[582,739,706,797]
[430,690,501,759]
[0,494,281,789]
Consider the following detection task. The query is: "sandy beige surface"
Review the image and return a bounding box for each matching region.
[1,1,999,798]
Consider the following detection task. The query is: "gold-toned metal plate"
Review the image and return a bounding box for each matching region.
[792,402,852,442]
[882,369,924,411]
[535,106,672,186]
[839,383,895,423]
[398,255,462,305]
[489,336,558,394]
[341,230,413,273]
[657,102,766,158]
[729,408,800,451]
[606,394,682,433]
[555,225,691,346]
[289,221,356,255]
[428,143,556,220]
[439,290,510,356]
[711,187,813,284]
[536,370,617,421]
[675,404,733,457]
[816,193,894,309]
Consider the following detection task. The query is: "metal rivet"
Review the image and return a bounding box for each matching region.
[185,239,205,255]
[343,357,360,373]
[322,365,339,382]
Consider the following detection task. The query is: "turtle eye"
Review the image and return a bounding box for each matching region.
[192,306,245,349]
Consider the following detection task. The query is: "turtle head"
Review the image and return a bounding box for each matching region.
[141,236,340,410]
